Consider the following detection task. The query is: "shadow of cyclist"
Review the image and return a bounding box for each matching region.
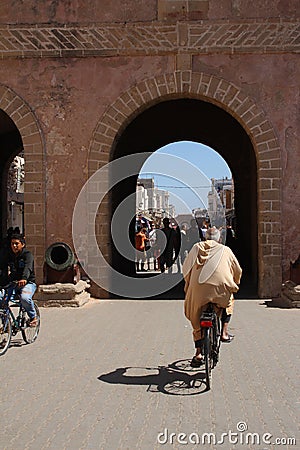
[98,359,208,395]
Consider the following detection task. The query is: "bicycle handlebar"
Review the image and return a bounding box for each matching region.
[0,281,19,290]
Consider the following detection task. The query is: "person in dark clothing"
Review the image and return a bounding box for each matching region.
[157,218,178,273]
[225,225,237,253]
[179,224,188,267]
[0,233,37,327]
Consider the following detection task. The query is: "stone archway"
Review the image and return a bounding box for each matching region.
[0,85,45,282]
[89,71,282,298]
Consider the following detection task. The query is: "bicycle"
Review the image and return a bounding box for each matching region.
[200,302,221,391]
[0,281,40,356]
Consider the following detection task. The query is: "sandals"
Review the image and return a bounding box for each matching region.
[29,317,38,327]
[191,356,204,367]
[220,335,234,343]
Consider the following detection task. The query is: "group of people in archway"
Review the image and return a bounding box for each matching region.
[135,215,237,274]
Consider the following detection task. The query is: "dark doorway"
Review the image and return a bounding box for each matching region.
[0,110,23,240]
[110,98,258,298]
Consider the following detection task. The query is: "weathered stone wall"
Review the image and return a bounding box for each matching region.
[1,0,298,23]
[0,0,299,296]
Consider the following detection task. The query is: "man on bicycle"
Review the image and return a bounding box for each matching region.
[182,226,242,367]
[0,233,38,327]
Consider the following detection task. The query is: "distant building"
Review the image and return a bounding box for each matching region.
[136,178,175,224]
[7,155,24,233]
[136,184,148,212]
[208,177,235,228]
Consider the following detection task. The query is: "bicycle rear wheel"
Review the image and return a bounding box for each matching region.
[21,302,40,344]
[212,315,221,367]
[0,311,12,356]
[203,327,213,390]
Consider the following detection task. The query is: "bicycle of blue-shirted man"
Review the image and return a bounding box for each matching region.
[0,281,40,356]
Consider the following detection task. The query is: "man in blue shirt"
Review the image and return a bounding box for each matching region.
[0,233,37,327]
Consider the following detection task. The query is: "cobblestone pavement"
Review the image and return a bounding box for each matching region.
[1,299,299,450]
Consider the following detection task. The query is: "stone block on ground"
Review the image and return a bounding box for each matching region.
[267,280,300,308]
[281,280,300,307]
[34,280,91,307]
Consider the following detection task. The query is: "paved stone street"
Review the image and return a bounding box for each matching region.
[1,299,299,450]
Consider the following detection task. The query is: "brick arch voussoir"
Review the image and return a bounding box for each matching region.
[89,72,189,175]
[0,85,45,282]
[90,71,281,173]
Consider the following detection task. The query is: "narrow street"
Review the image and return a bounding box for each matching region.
[1,299,299,449]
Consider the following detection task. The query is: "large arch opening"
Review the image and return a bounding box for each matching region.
[111,98,257,298]
[0,109,24,241]
[136,141,234,268]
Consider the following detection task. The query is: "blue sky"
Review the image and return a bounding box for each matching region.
[139,141,231,215]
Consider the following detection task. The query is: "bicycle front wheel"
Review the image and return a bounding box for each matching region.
[21,302,40,344]
[0,311,12,356]
[203,327,213,391]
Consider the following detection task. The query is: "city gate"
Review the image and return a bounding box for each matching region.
[0,1,298,300]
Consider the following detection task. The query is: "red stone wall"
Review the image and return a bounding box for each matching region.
[192,52,300,279]
[0,0,299,295]
[0,0,157,24]
[1,0,298,23]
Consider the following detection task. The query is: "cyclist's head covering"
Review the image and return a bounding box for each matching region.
[206,227,221,242]
[10,233,26,245]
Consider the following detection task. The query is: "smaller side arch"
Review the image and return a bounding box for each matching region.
[0,84,45,283]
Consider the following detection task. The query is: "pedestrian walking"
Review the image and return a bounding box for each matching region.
[157,218,178,273]
[135,227,148,272]
[147,223,159,270]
